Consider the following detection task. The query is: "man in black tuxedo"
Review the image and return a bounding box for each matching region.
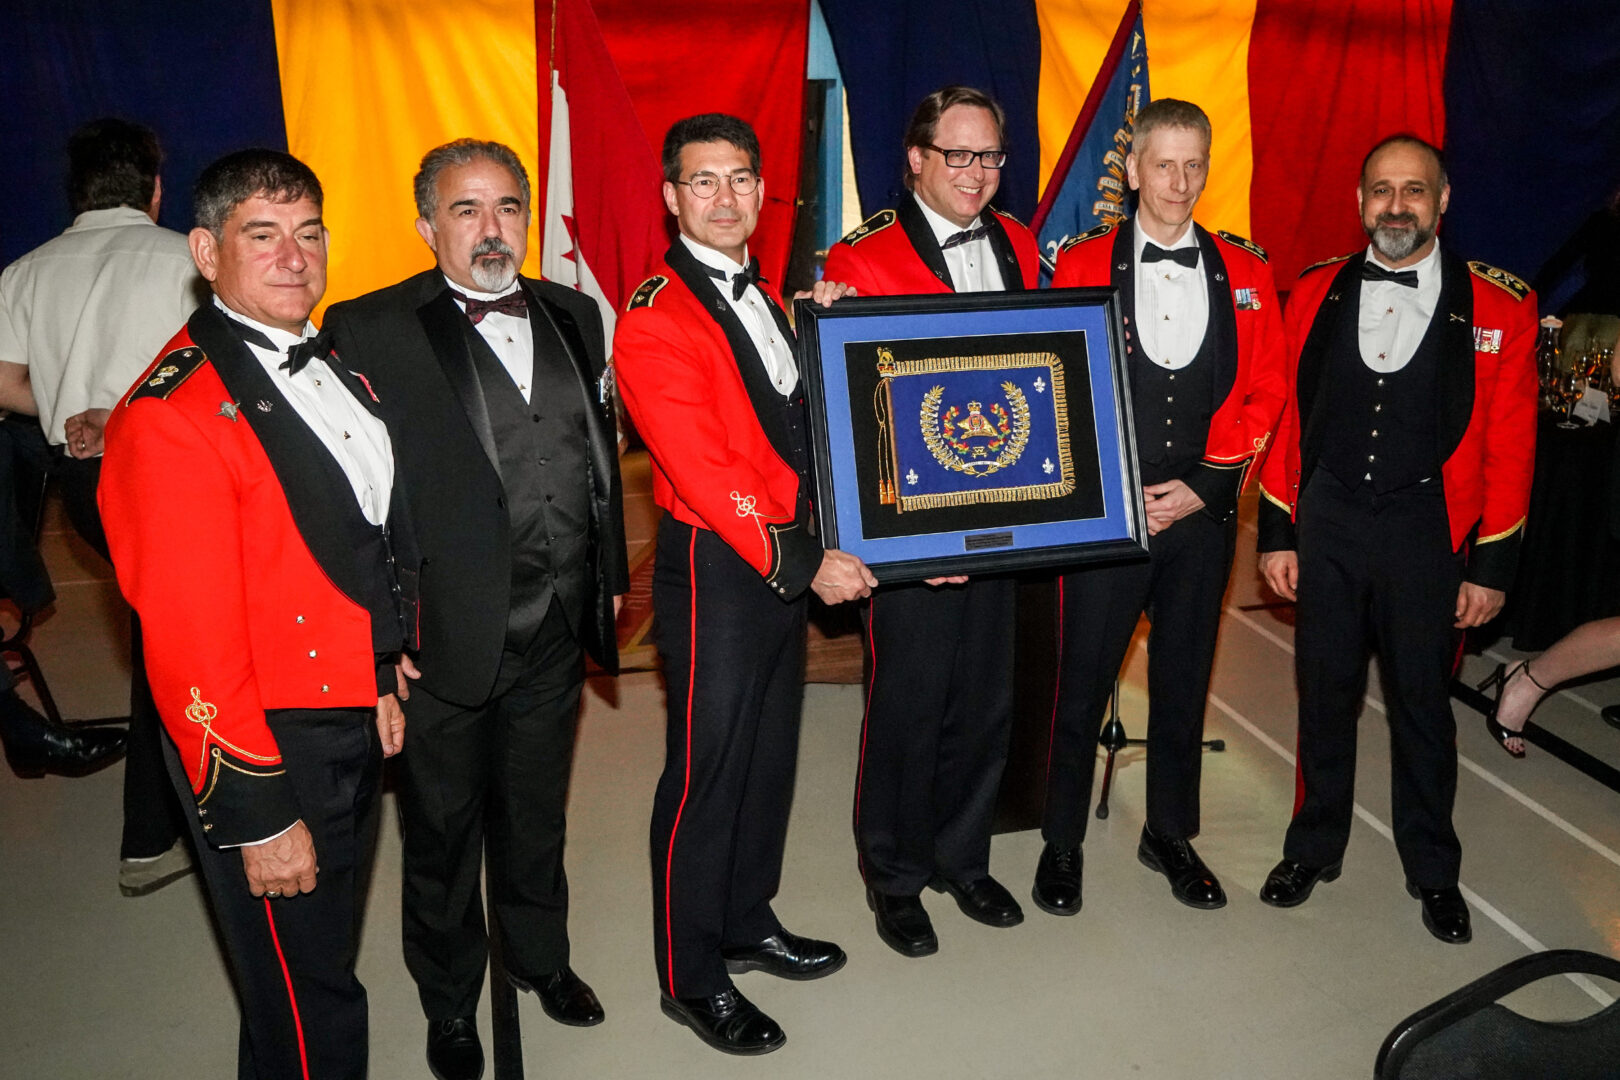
[324,138,628,1080]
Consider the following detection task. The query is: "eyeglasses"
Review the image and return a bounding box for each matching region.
[676,171,760,199]
[924,145,1008,170]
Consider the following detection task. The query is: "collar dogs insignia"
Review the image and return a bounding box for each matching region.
[216,401,241,422]
[125,346,205,405]
[1216,231,1267,262]
[1301,252,1354,277]
[1468,260,1530,301]
[841,209,897,246]
[1060,222,1116,253]
[628,275,669,310]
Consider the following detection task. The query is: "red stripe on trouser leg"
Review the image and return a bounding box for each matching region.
[262,897,310,1080]
[662,530,698,997]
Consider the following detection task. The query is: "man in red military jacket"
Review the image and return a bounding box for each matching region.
[100,149,415,1078]
[1038,99,1288,917]
[615,113,874,1057]
[1255,135,1537,944]
[823,86,1040,958]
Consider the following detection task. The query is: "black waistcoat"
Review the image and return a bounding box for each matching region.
[1318,295,1442,494]
[1112,224,1238,485]
[1130,331,1217,484]
[464,309,591,651]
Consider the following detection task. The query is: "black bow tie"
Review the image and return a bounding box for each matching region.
[451,289,528,324]
[1361,261,1419,288]
[227,317,330,376]
[281,330,334,376]
[704,257,765,301]
[941,224,993,250]
[1142,243,1199,268]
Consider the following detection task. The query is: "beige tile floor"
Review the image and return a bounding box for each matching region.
[3,480,1619,1079]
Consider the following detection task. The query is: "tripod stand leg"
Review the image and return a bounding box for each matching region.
[1095,744,1118,820]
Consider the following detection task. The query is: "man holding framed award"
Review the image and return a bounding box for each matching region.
[1037,99,1288,916]
[823,85,1043,958]
[614,113,873,1056]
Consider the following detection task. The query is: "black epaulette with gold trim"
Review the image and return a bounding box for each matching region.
[989,206,1025,228]
[840,209,897,246]
[125,345,206,406]
[1468,260,1530,302]
[1216,230,1268,262]
[627,275,669,310]
[1059,222,1117,253]
[1300,252,1354,277]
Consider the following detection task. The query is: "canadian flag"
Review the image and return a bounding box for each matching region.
[539,0,666,346]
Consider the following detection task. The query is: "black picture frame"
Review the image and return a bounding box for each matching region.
[794,287,1147,582]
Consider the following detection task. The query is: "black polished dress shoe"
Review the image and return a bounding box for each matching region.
[1136,826,1226,909]
[722,929,846,980]
[866,887,938,957]
[1407,881,1472,944]
[929,874,1025,927]
[660,987,785,1055]
[509,965,604,1026]
[1259,858,1342,908]
[426,1016,484,1080]
[0,692,126,779]
[1031,843,1083,917]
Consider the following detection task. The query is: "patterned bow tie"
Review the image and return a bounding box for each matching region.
[1361,262,1419,288]
[941,224,993,250]
[705,257,765,301]
[451,289,528,324]
[1142,243,1199,268]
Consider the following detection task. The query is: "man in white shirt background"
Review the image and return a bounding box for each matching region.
[0,118,200,892]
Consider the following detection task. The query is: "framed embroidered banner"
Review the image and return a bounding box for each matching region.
[795,288,1146,581]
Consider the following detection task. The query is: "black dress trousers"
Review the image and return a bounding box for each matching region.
[1041,510,1238,848]
[397,598,585,1021]
[57,453,186,860]
[649,517,806,999]
[855,576,1016,896]
[163,707,382,1080]
[1286,469,1464,888]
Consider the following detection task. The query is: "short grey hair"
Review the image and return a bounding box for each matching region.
[413,139,531,219]
[193,149,322,238]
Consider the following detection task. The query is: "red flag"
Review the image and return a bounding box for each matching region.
[538,0,667,342]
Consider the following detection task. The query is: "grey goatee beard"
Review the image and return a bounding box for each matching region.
[1368,213,1434,263]
[468,236,518,292]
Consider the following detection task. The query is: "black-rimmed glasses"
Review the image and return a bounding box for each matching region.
[675,171,760,199]
[924,145,1008,169]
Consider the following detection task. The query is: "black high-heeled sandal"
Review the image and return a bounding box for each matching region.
[1482,660,1549,758]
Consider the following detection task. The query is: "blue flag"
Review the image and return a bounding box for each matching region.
[1031,2,1149,279]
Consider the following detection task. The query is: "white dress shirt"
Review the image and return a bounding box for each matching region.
[1358,242,1441,373]
[1133,219,1208,371]
[915,196,1005,294]
[444,274,536,403]
[680,234,798,397]
[214,297,393,525]
[0,206,202,446]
